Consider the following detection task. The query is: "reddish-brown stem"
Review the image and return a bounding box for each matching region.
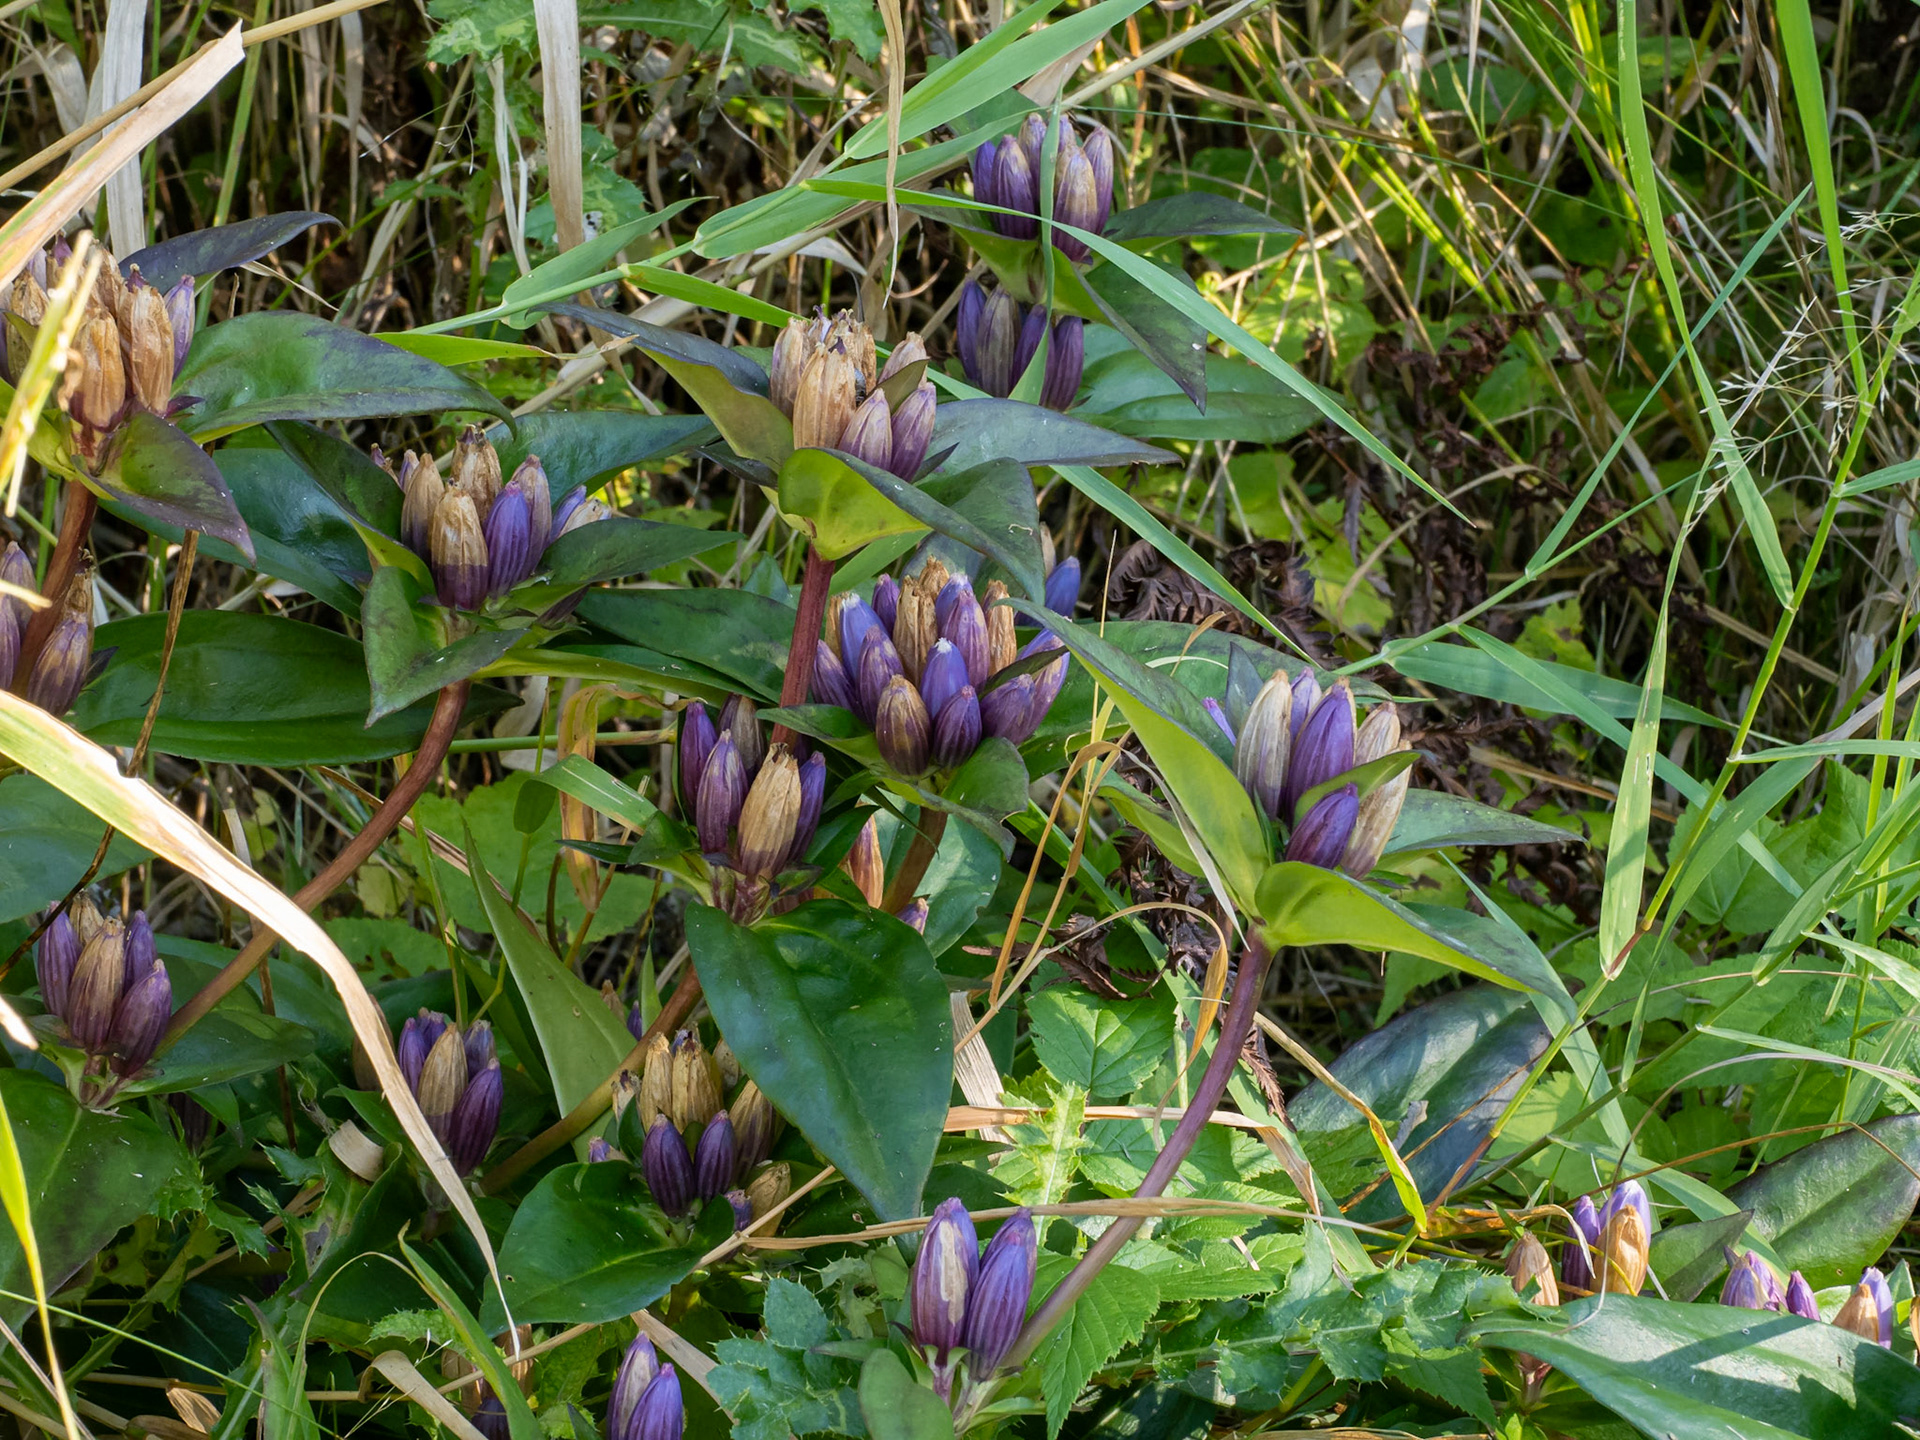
[882,809,948,914]
[1001,935,1273,1369]
[770,544,836,747]
[15,480,96,688]
[157,680,471,1051]
[480,964,704,1193]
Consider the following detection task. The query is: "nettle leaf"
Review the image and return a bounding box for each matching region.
[1040,1260,1161,1437]
[999,1081,1087,1209]
[709,1279,864,1440]
[1027,987,1175,1100]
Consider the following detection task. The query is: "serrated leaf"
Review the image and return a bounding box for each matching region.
[1041,1262,1160,1437]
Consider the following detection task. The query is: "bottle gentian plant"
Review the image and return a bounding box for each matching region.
[768,311,935,479]
[607,1335,682,1440]
[953,280,1084,410]
[0,541,96,714]
[36,899,171,1102]
[396,1009,504,1176]
[970,115,1115,260]
[676,695,826,918]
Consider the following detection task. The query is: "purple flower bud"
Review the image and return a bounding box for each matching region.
[1042,317,1084,412]
[931,686,982,770]
[1203,697,1237,746]
[609,1336,659,1440]
[875,676,932,776]
[976,289,1023,399]
[920,639,970,721]
[992,140,1039,240]
[971,141,1001,214]
[1289,671,1322,741]
[37,912,78,1018]
[642,1116,694,1216]
[962,1208,1036,1377]
[955,280,986,388]
[1015,305,1048,392]
[1785,1271,1820,1320]
[1860,1266,1894,1345]
[980,673,1035,742]
[110,958,170,1075]
[791,752,825,865]
[872,575,900,636]
[25,613,92,715]
[163,277,195,373]
[1084,126,1115,234]
[1052,148,1100,262]
[836,595,884,677]
[511,456,553,558]
[937,583,991,687]
[461,1020,495,1075]
[397,1010,447,1092]
[695,734,747,857]
[889,382,936,479]
[728,1189,754,1230]
[587,1137,615,1163]
[911,1197,978,1360]
[838,391,894,472]
[1599,1180,1651,1240]
[626,1366,682,1440]
[1282,681,1355,822]
[678,703,717,814]
[1720,1251,1784,1311]
[1043,557,1081,615]
[552,485,589,534]
[692,1111,736,1202]
[1286,784,1358,868]
[124,910,157,984]
[1016,115,1047,179]
[1562,1196,1600,1289]
[896,898,929,932]
[718,694,765,778]
[473,1393,510,1440]
[810,643,857,711]
[856,627,906,726]
[448,1059,503,1174]
[484,486,534,594]
[66,922,127,1052]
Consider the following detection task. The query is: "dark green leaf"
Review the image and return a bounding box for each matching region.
[687,899,951,1221]
[533,516,741,590]
[927,398,1172,476]
[1725,1113,1920,1288]
[360,568,526,723]
[576,588,793,699]
[859,1352,955,1440]
[92,411,252,555]
[1385,789,1582,855]
[917,461,1045,596]
[483,1163,713,1326]
[398,1238,543,1440]
[1101,193,1297,243]
[1392,639,1730,730]
[69,611,513,764]
[1649,1210,1757,1302]
[1082,260,1208,406]
[120,212,336,291]
[484,411,717,494]
[0,774,149,923]
[177,313,510,439]
[267,419,406,533]
[1471,1294,1920,1439]
[1028,987,1175,1099]
[1074,349,1321,444]
[0,1071,189,1327]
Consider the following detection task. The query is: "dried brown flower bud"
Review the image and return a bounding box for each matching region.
[792,345,859,450]
[983,580,1017,674]
[737,744,801,879]
[450,425,503,515]
[122,280,175,413]
[62,316,127,435]
[844,815,885,908]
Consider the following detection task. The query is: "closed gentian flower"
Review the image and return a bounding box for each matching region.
[1343,703,1412,878]
[624,1366,682,1440]
[1785,1271,1820,1320]
[1043,557,1081,616]
[1282,681,1356,822]
[912,1197,978,1362]
[692,1111,737,1203]
[1562,1195,1601,1289]
[897,897,930,932]
[609,1336,659,1440]
[729,1081,780,1173]
[587,1137,616,1164]
[1721,1250,1785,1311]
[771,311,929,479]
[961,1209,1037,1377]
[1834,1281,1887,1345]
[429,491,490,611]
[395,1010,500,1176]
[35,910,80,1018]
[1051,146,1100,262]
[694,734,746,856]
[890,382,936,478]
[24,569,96,716]
[1505,1232,1559,1306]
[483,485,534,595]
[839,391,894,472]
[164,276,194,371]
[1597,1184,1650,1295]
[642,1115,695,1216]
[876,676,932,776]
[1286,785,1358,868]
[968,116,1115,253]
[956,282,1081,410]
[1855,1267,1894,1345]
[736,744,801,879]
[678,703,718,814]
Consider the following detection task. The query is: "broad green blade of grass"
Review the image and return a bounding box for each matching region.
[1598,612,1665,980]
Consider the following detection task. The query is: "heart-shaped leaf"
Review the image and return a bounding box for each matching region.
[177,314,510,439]
[687,899,951,1221]
[91,411,252,555]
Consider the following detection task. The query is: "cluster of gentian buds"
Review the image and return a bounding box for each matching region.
[607,1334,682,1440]
[597,1029,791,1232]
[377,429,608,611]
[36,898,172,1099]
[1561,1181,1650,1295]
[953,281,1083,411]
[677,695,825,919]
[1720,1251,1899,1345]
[1205,671,1412,875]
[396,1009,504,1177]
[0,540,96,715]
[1,241,194,461]
[910,1198,1038,1406]
[810,557,1070,777]
[970,115,1115,261]
[769,310,936,480]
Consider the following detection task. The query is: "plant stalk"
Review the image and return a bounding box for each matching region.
[14,479,95,688]
[881,808,947,914]
[769,544,835,747]
[999,934,1272,1369]
[158,680,470,1050]
[479,964,703,1193]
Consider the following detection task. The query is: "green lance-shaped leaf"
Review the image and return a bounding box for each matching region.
[119,211,336,291]
[92,410,252,555]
